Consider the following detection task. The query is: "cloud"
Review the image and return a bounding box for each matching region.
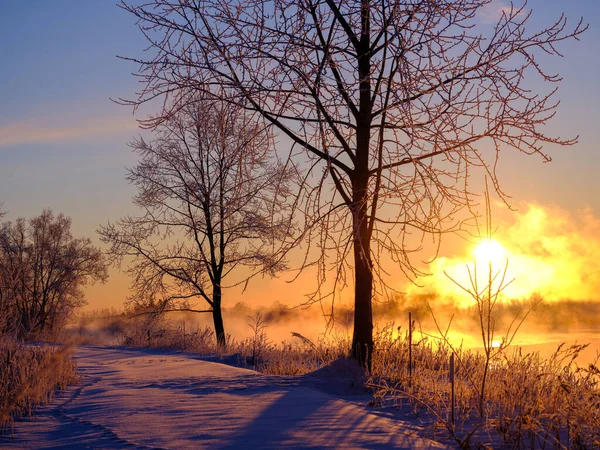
[0,116,139,148]
[477,0,514,25]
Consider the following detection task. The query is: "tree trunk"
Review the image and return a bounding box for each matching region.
[349,0,374,372]
[350,194,374,371]
[212,284,226,347]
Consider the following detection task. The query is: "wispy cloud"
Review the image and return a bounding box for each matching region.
[477,0,514,25]
[0,116,139,148]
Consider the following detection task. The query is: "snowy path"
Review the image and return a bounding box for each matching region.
[2,346,449,449]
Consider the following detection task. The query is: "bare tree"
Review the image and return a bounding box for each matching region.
[0,210,108,338]
[0,205,15,336]
[119,0,585,368]
[99,96,293,346]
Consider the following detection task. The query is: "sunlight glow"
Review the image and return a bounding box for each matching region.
[473,239,507,267]
[409,204,600,306]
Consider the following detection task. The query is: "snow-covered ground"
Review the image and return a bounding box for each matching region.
[1,346,450,449]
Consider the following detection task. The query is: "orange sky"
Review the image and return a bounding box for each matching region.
[83,201,600,314]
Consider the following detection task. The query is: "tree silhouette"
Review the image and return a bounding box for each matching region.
[99,96,293,346]
[0,210,108,338]
[119,0,585,368]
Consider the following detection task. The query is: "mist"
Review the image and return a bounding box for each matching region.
[418,203,600,304]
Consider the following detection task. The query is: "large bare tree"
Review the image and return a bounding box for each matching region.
[99,96,293,346]
[119,0,585,368]
[0,210,108,338]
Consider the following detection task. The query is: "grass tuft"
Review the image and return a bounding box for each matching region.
[0,338,78,436]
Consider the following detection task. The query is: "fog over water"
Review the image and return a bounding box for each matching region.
[126,293,599,366]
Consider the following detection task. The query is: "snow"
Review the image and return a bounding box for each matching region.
[1,346,450,449]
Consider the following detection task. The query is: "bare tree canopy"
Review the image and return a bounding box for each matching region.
[119,0,586,368]
[0,209,108,339]
[99,96,294,345]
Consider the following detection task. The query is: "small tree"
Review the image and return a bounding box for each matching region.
[120,0,586,368]
[431,188,541,422]
[0,205,14,336]
[0,209,108,338]
[99,96,293,346]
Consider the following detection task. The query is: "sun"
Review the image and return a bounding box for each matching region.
[473,238,508,267]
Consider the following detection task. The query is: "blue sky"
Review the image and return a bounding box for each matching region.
[0,1,144,231]
[0,0,598,309]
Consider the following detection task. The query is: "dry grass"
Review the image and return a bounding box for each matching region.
[240,315,350,375]
[368,324,600,449]
[0,338,78,436]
